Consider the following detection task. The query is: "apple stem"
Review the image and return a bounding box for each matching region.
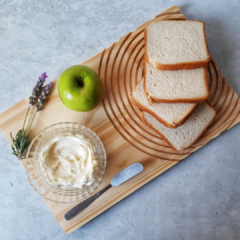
[78,76,84,87]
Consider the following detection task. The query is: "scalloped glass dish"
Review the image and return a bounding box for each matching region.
[25,122,107,203]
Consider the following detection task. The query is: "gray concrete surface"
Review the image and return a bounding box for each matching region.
[0,0,240,239]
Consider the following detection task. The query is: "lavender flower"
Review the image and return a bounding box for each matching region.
[11,72,51,160]
[40,72,48,81]
[36,81,53,111]
[29,72,48,106]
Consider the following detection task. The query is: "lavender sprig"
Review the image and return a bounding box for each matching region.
[29,72,48,106]
[25,82,53,137]
[36,82,53,111]
[22,72,48,133]
[10,73,53,160]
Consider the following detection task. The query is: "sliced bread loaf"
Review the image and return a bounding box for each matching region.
[142,102,216,151]
[145,20,211,70]
[131,79,197,128]
[144,61,209,103]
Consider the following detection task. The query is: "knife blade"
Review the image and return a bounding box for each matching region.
[111,163,143,186]
[64,163,143,221]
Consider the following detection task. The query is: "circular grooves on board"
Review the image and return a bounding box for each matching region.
[99,24,240,162]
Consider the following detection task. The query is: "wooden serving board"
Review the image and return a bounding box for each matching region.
[1,6,240,233]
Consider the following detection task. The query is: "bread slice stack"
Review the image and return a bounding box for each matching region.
[131,20,216,151]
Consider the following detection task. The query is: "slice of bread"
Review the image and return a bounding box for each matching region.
[144,61,209,103]
[131,79,197,128]
[145,20,211,70]
[142,102,216,151]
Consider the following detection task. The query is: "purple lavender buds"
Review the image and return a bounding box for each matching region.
[44,81,53,93]
[29,72,48,106]
[40,72,48,81]
[36,81,53,111]
[11,72,53,160]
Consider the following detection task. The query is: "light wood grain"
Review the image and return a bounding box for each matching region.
[0,5,239,233]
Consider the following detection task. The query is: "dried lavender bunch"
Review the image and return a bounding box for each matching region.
[22,72,48,132]
[36,81,53,111]
[25,82,54,137]
[29,72,48,106]
[10,73,53,160]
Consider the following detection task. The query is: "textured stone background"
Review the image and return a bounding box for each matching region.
[0,0,240,239]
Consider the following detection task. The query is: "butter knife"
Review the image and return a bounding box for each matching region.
[64,163,144,221]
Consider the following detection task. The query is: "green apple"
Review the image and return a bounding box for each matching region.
[58,65,104,112]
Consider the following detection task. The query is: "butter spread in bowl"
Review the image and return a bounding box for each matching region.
[26,122,106,203]
[40,134,98,189]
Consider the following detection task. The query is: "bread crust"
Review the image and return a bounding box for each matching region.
[144,29,149,66]
[183,102,216,149]
[143,60,210,103]
[143,59,153,103]
[141,102,216,151]
[133,78,198,128]
[144,20,211,71]
[131,93,197,128]
[141,112,179,151]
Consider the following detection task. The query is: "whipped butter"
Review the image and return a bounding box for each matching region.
[40,134,98,188]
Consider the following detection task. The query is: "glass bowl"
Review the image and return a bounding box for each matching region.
[25,122,107,203]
